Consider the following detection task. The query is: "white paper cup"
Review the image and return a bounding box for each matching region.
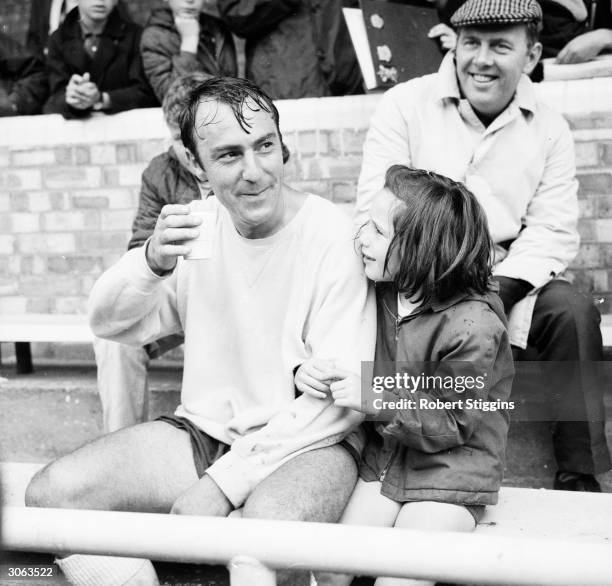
[184,199,217,260]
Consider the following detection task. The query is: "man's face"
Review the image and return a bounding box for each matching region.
[167,0,205,18]
[455,24,541,119]
[192,99,285,238]
[78,0,117,22]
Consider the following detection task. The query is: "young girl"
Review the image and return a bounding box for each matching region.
[296,165,514,586]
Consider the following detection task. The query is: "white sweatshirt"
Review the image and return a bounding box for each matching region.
[89,194,376,506]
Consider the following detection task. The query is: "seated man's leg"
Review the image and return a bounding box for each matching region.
[527,280,611,485]
[243,443,357,522]
[242,444,358,586]
[26,421,198,512]
[25,421,199,586]
[93,337,150,433]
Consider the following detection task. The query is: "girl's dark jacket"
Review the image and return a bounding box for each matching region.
[140,7,237,104]
[360,284,515,506]
[44,7,157,118]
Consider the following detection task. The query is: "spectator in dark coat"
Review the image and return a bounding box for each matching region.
[141,0,236,103]
[44,0,157,118]
[0,32,48,116]
[218,0,363,99]
[26,0,130,58]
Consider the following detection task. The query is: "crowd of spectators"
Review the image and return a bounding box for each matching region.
[0,0,364,118]
[1,0,611,119]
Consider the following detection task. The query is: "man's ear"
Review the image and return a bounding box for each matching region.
[184,147,210,188]
[523,41,543,76]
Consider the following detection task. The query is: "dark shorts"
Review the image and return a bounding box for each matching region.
[157,414,360,479]
[465,504,486,524]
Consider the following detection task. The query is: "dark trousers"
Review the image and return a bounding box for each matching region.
[515,280,611,474]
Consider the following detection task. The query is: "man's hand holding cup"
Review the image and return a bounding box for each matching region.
[146,204,203,275]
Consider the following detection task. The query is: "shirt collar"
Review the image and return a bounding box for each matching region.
[433,51,537,116]
[80,19,104,37]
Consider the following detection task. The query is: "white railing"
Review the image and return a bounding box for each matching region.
[3,506,612,586]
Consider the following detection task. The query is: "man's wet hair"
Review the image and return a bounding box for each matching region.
[179,76,290,165]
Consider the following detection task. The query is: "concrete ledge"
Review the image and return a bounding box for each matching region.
[2,76,612,148]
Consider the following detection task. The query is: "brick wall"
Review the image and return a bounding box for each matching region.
[570,115,612,312]
[1,83,611,360]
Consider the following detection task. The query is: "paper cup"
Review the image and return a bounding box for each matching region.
[184,199,217,260]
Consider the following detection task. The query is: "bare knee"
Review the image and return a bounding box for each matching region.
[243,445,357,523]
[25,461,87,509]
[169,493,199,516]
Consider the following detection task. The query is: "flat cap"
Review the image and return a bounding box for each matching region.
[450,0,543,27]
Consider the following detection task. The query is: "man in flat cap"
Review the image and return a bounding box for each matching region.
[357,0,610,491]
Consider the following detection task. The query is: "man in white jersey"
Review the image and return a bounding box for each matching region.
[26,77,375,586]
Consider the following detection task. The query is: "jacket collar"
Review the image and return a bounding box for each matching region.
[433,51,537,117]
[379,281,499,317]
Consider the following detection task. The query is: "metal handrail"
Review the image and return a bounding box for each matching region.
[3,506,612,585]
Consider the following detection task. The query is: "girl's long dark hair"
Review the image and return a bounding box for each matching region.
[384,165,493,305]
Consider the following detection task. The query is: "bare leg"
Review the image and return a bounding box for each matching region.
[317,478,401,586]
[375,502,476,586]
[25,421,198,512]
[25,421,199,586]
[243,444,358,586]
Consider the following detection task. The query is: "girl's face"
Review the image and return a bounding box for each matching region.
[358,189,398,282]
